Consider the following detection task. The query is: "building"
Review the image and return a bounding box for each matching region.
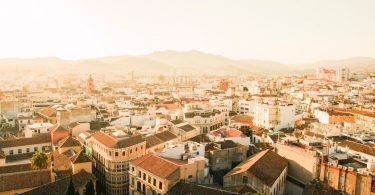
[129,154,207,195]
[313,109,355,124]
[184,109,225,134]
[205,140,248,171]
[91,131,146,195]
[336,67,350,82]
[223,149,288,195]
[24,122,54,138]
[254,102,295,131]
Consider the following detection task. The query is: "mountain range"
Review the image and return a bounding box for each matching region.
[1,50,374,76]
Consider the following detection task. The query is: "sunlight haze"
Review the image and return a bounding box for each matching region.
[1,0,375,63]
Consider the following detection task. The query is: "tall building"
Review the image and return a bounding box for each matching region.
[87,74,94,93]
[90,131,146,195]
[336,67,350,82]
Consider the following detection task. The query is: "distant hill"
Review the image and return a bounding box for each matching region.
[0,51,374,75]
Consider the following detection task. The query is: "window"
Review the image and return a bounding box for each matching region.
[122,151,125,156]
[243,176,248,184]
[9,150,13,155]
[130,149,132,154]
[34,147,38,151]
[132,166,134,172]
[188,175,193,179]
[159,181,163,190]
[143,173,146,180]
[148,176,151,183]
[153,178,156,186]
[115,152,118,157]
[26,148,30,153]
[138,171,141,178]
[18,149,22,154]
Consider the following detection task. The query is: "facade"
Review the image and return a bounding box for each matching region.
[254,102,295,131]
[91,131,146,195]
[223,149,288,195]
[129,154,207,195]
[184,109,225,134]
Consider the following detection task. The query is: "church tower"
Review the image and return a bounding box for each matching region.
[87,74,94,93]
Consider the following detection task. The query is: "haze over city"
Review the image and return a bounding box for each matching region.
[0,1,374,195]
[1,0,375,64]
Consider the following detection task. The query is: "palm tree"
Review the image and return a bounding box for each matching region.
[31,151,48,170]
[31,151,49,186]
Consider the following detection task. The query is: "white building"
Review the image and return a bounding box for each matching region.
[254,102,295,131]
[24,123,54,138]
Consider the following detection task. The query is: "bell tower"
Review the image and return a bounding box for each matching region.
[87,74,94,93]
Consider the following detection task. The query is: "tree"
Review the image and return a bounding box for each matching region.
[31,151,49,186]
[65,176,76,195]
[84,180,95,195]
[31,151,48,170]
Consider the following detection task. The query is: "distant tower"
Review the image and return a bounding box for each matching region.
[87,74,94,93]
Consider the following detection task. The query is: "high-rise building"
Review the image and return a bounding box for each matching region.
[336,67,350,82]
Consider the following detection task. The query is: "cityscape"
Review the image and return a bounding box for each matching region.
[0,1,375,195]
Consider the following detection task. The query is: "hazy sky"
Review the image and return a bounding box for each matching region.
[1,0,375,63]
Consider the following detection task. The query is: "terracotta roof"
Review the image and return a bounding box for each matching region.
[179,124,196,132]
[92,132,145,148]
[50,124,69,132]
[130,154,180,179]
[0,133,51,148]
[338,140,375,156]
[224,149,288,187]
[38,107,56,118]
[153,131,178,142]
[0,167,51,192]
[57,136,81,148]
[0,163,32,174]
[71,150,91,164]
[20,169,95,195]
[168,182,241,195]
[187,134,211,143]
[52,149,76,169]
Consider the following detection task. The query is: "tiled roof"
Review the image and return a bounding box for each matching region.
[57,136,81,148]
[71,150,91,164]
[20,169,95,195]
[153,131,178,142]
[50,124,69,132]
[130,154,180,179]
[38,107,56,118]
[187,134,211,143]
[179,124,196,132]
[0,133,51,148]
[168,182,241,195]
[92,132,145,148]
[0,163,32,174]
[0,167,51,192]
[338,140,375,156]
[224,149,288,187]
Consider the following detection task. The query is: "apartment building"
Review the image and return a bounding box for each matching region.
[184,109,225,134]
[129,154,206,195]
[254,102,295,131]
[90,131,146,195]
